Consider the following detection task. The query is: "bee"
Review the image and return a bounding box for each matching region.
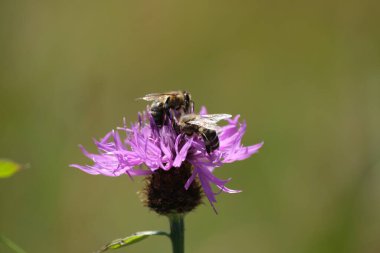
[177,113,231,154]
[139,91,194,127]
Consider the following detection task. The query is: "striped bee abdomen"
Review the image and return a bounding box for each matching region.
[201,129,219,154]
[150,101,165,127]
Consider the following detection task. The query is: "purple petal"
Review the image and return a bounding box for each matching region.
[223,141,264,163]
[216,184,242,194]
[199,106,208,115]
[185,167,199,190]
[173,136,193,167]
[70,164,101,175]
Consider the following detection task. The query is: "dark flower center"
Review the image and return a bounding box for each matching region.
[143,162,202,215]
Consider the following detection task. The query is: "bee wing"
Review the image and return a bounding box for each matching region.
[137,93,169,101]
[187,114,231,131]
[199,114,232,122]
[187,119,221,131]
[137,91,183,101]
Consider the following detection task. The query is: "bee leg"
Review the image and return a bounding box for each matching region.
[163,97,171,114]
[171,112,181,134]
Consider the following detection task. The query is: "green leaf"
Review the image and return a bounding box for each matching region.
[96,231,169,252]
[0,160,21,178]
[0,235,27,253]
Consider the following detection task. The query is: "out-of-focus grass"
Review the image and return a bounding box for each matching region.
[0,1,379,253]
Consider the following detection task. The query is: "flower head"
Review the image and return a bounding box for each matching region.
[71,107,263,212]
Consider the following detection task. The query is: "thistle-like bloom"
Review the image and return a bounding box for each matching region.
[71,107,263,212]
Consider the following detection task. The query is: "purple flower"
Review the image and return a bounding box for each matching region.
[71,107,263,210]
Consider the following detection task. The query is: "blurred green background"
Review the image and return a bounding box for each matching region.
[1,1,380,253]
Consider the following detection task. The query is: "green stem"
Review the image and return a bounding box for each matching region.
[168,213,184,253]
[0,235,27,253]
